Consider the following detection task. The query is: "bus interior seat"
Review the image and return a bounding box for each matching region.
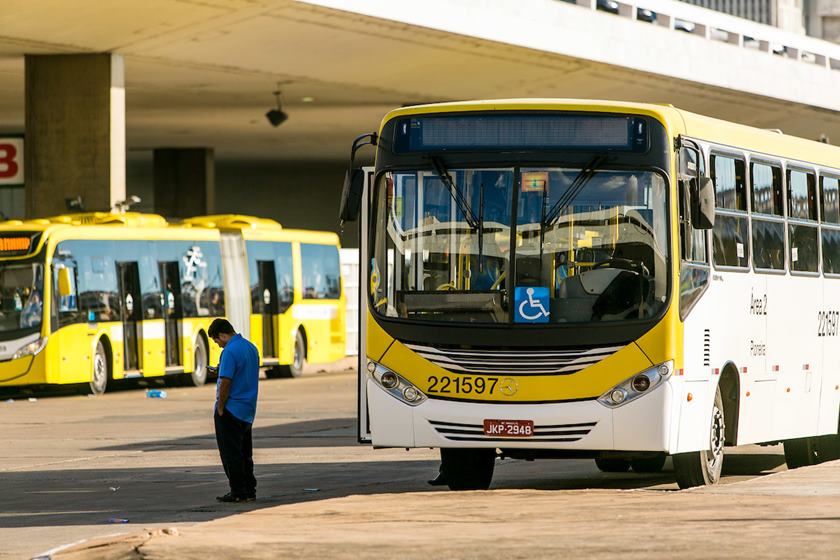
[552,275,598,323]
[516,256,543,286]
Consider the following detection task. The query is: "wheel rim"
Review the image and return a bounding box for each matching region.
[293,336,303,370]
[194,343,207,384]
[707,405,725,475]
[92,345,107,393]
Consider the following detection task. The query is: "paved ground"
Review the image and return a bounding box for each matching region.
[2,360,835,560]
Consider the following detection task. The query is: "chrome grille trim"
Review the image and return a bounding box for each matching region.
[406,343,623,376]
[429,419,597,442]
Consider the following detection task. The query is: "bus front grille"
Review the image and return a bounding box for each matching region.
[428,420,597,442]
[405,343,623,376]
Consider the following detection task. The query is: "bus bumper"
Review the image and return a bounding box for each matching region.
[0,353,44,386]
[368,378,675,452]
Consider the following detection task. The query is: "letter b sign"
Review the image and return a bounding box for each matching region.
[0,138,24,185]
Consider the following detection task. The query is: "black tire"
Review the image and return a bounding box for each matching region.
[673,387,725,489]
[275,330,305,378]
[89,339,110,395]
[188,337,209,387]
[440,448,496,491]
[631,455,667,473]
[816,433,840,462]
[594,458,631,472]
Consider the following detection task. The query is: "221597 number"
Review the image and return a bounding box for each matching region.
[427,375,498,395]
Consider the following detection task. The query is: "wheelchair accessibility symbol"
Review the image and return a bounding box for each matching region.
[514,287,550,323]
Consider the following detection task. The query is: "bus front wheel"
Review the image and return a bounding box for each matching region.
[673,388,725,489]
[594,458,630,472]
[274,330,306,378]
[89,340,111,395]
[189,338,209,387]
[440,448,495,491]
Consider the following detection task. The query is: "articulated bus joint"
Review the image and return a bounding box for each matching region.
[366,359,426,406]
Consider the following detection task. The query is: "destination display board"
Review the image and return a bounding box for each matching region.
[392,113,649,153]
[0,232,41,256]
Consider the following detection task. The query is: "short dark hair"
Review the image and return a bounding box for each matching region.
[208,318,236,338]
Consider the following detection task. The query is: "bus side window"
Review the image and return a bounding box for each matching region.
[710,154,749,268]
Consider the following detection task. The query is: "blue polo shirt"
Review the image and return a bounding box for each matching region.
[216,333,260,423]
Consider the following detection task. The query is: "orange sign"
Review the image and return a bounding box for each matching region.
[0,237,32,252]
[521,172,547,192]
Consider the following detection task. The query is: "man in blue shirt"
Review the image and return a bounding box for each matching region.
[209,318,260,503]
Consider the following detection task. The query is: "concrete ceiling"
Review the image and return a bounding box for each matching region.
[1,0,839,162]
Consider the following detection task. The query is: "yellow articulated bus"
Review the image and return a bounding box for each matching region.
[185,215,346,378]
[0,212,345,394]
[341,99,840,490]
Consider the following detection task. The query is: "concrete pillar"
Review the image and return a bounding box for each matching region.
[153,148,215,218]
[25,54,125,217]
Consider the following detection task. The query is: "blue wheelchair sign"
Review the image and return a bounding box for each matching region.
[514,286,550,323]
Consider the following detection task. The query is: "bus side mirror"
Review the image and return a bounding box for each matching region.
[339,168,364,223]
[691,177,715,230]
[57,267,73,297]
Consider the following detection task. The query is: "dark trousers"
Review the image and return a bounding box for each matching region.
[214,409,256,497]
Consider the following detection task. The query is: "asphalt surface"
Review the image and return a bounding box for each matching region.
[0,360,817,559]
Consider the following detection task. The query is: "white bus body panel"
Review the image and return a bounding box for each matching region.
[821,278,840,434]
[368,376,677,451]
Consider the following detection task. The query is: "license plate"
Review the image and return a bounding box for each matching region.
[483,419,534,437]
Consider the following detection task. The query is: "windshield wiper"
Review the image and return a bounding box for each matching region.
[430,157,487,278]
[430,157,480,230]
[542,154,609,230]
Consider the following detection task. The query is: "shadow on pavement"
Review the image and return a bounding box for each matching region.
[92,417,358,451]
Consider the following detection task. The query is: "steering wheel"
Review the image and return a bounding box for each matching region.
[593,258,643,273]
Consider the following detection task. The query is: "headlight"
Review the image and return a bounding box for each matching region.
[11,336,48,361]
[598,360,672,408]
[367,360,427,406]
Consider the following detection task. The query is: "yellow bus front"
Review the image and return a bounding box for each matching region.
[362,101,684,456]
[0,230,51,386]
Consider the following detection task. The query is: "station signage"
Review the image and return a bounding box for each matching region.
[0,136,24,186]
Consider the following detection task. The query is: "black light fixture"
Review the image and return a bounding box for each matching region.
[266,88,288,127]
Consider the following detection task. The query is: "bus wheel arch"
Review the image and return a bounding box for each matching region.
[718,362,741,446]
[274,327,307,379]
[89,336,113,395]
[673,385,725,489]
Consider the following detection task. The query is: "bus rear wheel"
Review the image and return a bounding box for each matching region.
[631,455,667,473]
[784,433,840,467]
[89,340,110,395]
[274,330,305,378]
[188,338,209,387]
[673,388,725,489]
[440,448,496,491]
[594,458,630,472]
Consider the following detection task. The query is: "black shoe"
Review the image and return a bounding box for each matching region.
[427,472,447,486]
[216,492,252,503]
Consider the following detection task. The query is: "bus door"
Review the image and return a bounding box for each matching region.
[159,261,183,367]
[257,260,278,359]
[117,262,142,371]
[358,167,373,442]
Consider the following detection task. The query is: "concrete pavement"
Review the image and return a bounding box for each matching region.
[50,459,840,559]
[3,360,835,560]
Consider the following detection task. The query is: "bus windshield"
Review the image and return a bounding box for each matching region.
[0,259,45,338]
[370,166,669,324]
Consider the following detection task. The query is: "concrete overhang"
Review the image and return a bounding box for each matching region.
[1,0,840,162]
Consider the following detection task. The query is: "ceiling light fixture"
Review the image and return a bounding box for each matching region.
[266,87,288,127]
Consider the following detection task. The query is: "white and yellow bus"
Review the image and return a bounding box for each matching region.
[0,213,344,393]
[341,99,840,490]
